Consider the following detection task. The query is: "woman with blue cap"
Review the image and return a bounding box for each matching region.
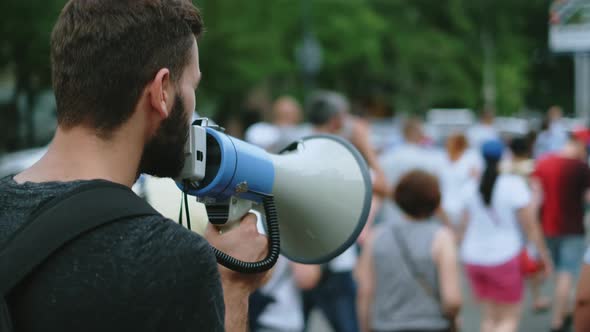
[458,140,553,332]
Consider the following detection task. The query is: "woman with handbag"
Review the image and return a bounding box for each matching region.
[459,140,553,332]
[357,170,462,332]
[500,136,551,312]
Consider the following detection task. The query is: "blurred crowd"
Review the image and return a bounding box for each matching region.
[242,92,590,332]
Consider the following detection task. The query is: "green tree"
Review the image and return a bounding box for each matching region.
[367,0,481,113]
[195,0,299,118]
[0,0,576,152]
[0,0,64,151]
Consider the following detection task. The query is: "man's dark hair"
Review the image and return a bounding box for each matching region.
[306,91,348,126]
[509,136,531,158]
[393,170,441,220]
[51,0,203,138]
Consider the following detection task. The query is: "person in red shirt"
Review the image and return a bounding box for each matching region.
[532,135,590,332]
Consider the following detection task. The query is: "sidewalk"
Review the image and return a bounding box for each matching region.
[308,273,559,332]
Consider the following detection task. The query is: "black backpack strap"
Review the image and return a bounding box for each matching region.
[0,181,160,295]
[1,181,160,331]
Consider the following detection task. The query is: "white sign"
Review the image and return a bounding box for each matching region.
[549,0,590,52]
[550,25,590,52]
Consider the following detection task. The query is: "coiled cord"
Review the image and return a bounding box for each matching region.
[178,186,281,273]
[211,195,281,273]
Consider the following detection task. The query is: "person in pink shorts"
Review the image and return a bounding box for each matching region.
[465,258,524,304]
[458,140,553,332]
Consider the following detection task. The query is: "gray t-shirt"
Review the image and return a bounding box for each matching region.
[371,219,448,331]
[0,176,224,332]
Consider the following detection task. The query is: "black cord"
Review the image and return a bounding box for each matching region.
[177,185,280,273]
[184,191,192,231]
[178,191,184,227]
[178,181,192,231]
[211,194,281,273]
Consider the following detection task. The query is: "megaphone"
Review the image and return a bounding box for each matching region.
[177,119,371,273]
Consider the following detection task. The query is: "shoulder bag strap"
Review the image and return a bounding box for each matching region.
[393,226,459,332]
[0,181,159,295]
[392,225,437,298]
[0,181,159,332]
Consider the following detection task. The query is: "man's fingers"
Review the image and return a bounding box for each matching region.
[240,213,260,234]
[241,213,258,225]
[204,223,219,239]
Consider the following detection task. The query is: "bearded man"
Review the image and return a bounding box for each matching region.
[0,1,268,331]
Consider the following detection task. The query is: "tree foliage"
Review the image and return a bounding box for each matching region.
[195,0,570,117]
[0,0,65,151]
[0,0,574,150]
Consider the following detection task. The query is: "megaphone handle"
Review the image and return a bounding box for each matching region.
[215,222,239,234]
[211,195,280,274]
[213,197,257,235]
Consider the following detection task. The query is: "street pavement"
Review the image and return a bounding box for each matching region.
[308,274,569,332]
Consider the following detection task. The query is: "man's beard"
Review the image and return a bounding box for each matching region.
[138,95,190,178]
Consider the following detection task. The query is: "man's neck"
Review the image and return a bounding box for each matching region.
[14,126,143,187]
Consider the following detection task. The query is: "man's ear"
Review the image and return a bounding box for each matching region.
[148,68,172,119]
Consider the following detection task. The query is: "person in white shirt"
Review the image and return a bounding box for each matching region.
[251,256,321,332]
[467,108,499,150]
[440,133,483,230]
[304,90,389,197]
[245,96,305,153]
[459,140,552,332]
[500,136,552,313]
[377,118,446,226]
[301,91,383,332]
[533,105,569,159]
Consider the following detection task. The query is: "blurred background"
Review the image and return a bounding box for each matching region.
[0,0,580,154]
[3,2,590,331]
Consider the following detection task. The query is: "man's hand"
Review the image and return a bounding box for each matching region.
[205,213,269,294]
[205,213,270,331]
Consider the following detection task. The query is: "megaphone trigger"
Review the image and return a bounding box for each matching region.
[228,197,254,224]
[210,194,281,273]
[213,197,255,234]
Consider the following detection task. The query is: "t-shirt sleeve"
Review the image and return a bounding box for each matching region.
[510,176,532,209]
[433,149,450,180]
